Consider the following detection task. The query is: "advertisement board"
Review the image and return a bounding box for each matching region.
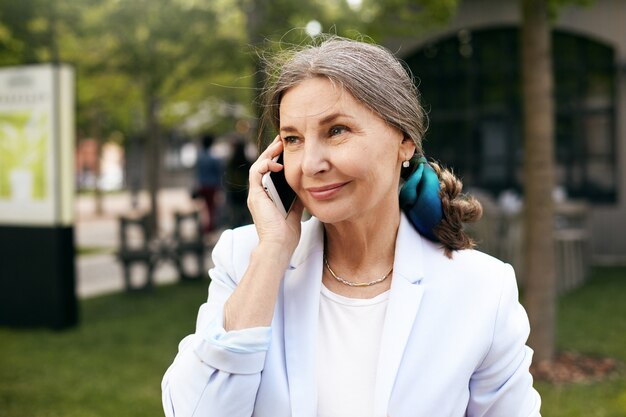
[0,64,75,226]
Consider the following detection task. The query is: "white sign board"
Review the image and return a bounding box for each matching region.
[0,64,75,226]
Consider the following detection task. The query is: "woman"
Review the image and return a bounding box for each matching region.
[162,36,541,417]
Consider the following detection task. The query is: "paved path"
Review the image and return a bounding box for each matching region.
[75,188,218,298]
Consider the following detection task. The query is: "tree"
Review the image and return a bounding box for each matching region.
[520,0,592,364]
[2,0,274,222]
[85,0,245,236]
[520,0,556,363]
[53,0,137,214]
[0,0,52,65]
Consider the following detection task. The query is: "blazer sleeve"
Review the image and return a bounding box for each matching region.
[466,263,542,417]
[161,229,271,417]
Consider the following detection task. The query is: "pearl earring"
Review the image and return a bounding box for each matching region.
[402,160,410,168]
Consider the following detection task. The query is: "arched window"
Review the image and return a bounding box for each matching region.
[405,27,617,202]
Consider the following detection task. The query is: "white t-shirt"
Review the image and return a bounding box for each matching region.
[316,284,390,417]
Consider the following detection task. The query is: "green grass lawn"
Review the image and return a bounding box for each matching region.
[0,279,209,417]
[0,268,625,417]
[537,266,626,417]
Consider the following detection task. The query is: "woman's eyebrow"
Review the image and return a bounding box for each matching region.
[279,126,299,134]
[279,113,354,133]
[319,113,353,125]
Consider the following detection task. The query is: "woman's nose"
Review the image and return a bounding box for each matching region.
[301,140,330,177]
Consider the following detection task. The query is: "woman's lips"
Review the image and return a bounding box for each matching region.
[306,182,349,200]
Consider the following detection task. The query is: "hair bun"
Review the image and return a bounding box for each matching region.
[429,162,483,257]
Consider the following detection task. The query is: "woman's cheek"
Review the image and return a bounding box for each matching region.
[284,163,299,192]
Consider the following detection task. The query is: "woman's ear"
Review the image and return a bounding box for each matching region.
[399,137,417,161]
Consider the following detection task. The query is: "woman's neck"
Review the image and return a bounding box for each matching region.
[323,209,400,275]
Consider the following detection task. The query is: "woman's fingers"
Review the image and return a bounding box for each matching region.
[250,137,283,180]
[245,135,302,251]
[259,135,282,162]
[248,135,288,216]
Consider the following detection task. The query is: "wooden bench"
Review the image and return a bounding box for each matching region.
[170,211,206,281]
[116,214,157,291]
[116,211,207,292]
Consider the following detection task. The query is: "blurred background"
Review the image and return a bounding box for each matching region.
[1,0,625,416]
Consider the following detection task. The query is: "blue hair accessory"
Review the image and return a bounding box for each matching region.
[399,157,443,242]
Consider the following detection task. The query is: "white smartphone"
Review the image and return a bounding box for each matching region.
[261,153,297,218]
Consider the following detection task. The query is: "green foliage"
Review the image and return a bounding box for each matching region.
[69,0,250,136]
[548,0,594,20]
[360,0,460,40]
[0,0,51,65]
[0,0,467,142]
[56,1,140,137]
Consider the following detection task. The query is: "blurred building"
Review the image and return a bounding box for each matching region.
[123,130,198,191]
[389,0,626,263]
[75,139,124,191]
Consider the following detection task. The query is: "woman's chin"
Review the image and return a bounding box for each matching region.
[304,203,350,224]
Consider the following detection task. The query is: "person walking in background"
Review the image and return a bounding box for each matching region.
[195,133,224,234]
[224,138,253,227]
[164,36,541,416]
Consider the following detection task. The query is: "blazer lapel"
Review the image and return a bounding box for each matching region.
[374,213,426,417]
[283,218,324,417]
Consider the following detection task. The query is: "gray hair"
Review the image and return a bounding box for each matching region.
[261,36,426,157]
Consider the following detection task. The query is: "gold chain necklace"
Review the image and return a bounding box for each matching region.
[323,256,393,287]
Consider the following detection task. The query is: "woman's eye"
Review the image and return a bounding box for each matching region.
[283,136,299,144]
[329,125,347,136]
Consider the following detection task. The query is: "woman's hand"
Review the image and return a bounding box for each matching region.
[248,135,305,254]
[222,136,304,332]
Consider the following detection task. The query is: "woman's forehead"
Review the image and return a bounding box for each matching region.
[279,78,362,122]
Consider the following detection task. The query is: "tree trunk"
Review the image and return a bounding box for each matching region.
[242,0,269,145]
[520,0,556,363]
[94,138,103,216]
[145,95,161,239]
[47,0,59,64]
[92,113,105,217]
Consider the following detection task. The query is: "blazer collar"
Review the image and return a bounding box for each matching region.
[374,212,426,416]
[392,212,426,284]
[283,217,324,417]
[283,214,427,417]
[289,216,325,269]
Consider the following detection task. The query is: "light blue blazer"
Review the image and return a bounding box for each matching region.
[162,213,541,417]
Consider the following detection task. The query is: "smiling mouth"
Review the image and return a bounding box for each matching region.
[306,182,349,200]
